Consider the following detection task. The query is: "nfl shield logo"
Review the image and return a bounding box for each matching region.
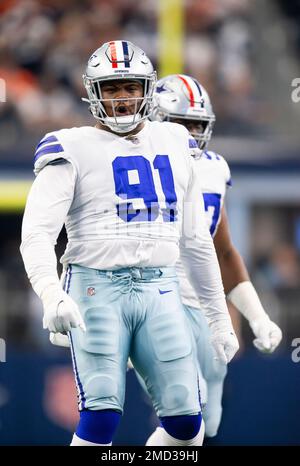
[87,287,96,296]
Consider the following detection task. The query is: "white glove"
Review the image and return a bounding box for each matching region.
[41,283,86,334]
[250,317,282,353]
[227,281,282,354]
[210,320,239,364]
[50,332,70,347]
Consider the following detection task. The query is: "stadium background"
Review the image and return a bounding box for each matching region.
[0,0,299,445]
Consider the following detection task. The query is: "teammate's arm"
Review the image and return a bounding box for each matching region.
[214,205,282,353]
[213,205,249,293]
[180,163,239,364]
[20,162,85,334]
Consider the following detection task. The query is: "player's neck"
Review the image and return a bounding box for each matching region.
[95,121,145,136]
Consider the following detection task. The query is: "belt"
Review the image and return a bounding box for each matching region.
[69,264,176,280]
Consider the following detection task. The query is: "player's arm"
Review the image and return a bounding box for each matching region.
[213,205,249,293]
[179,163,239,364]
[20,162,85,334]
[214,205,282,353]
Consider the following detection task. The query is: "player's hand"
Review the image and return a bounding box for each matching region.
[41,284,86,334]
[250,317,282,353]
[50,332,70,347]
[210,320,239,364]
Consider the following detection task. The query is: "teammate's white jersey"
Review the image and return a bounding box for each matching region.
[177,150,232,309]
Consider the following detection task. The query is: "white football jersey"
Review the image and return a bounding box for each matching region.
[177,150,232,309]
[32,120,201,270]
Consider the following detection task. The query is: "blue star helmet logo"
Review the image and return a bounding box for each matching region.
[156,84,168,93]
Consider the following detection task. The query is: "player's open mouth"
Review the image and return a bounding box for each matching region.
[115,105,132,116]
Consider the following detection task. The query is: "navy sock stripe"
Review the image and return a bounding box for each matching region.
[160,413,202,440]
[76,409,121,444]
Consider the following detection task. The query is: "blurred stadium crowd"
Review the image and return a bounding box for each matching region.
[0,0,259,159]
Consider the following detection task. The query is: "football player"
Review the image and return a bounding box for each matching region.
[20,42,239,446]
[146,74,282,438]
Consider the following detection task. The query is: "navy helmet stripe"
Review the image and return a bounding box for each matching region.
[34,143,64,162]
[193,79,202,97]
[122,41,130,68]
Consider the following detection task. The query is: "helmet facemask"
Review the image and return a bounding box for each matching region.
[186,115,215,152]
[164,113,216,152]
[83,75,156,133]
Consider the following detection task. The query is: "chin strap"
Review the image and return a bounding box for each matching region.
[103,114,142,133]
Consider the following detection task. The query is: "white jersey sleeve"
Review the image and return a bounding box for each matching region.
[20,161,76,291]
[177,151,232,309]
[179,159,229,322]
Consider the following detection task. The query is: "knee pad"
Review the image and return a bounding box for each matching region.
[160,413,202,440]
[160,366,199,413]
[76,409,121,444]
[161,382,190,410]
[85,374,118,399]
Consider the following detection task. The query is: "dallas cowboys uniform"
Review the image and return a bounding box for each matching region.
[21,121,231,419]
[20,40,239,447]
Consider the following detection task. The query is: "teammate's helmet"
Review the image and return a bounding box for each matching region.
[151,74,215,152]
[83,40,156,133]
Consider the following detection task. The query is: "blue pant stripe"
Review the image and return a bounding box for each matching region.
[69,332,86,410]
[63,265,86,410]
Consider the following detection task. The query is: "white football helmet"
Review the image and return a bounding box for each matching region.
[151,74,215,152]
[82,40,156,133]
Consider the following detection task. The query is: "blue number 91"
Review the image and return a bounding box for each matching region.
[112,155,178,222]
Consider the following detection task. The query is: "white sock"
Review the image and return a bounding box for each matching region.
[70,433,112,446]
[146,420,205,446]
